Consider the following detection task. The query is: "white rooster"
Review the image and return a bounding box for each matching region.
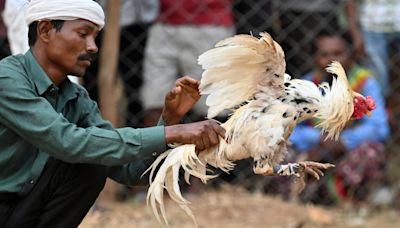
[144,32,376,226]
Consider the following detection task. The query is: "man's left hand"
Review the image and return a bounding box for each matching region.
[162,76,201,125]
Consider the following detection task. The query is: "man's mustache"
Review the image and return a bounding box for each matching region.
[78,53,96,62]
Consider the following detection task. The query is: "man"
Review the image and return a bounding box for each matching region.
[290,30,389,206]
[0,0,225,227]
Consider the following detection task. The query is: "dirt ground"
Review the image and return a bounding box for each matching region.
[79,186,399,228]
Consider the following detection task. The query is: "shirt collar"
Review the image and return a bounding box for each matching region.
[59,78,80,100]
[24,50,54,95]
[24,50,80,99]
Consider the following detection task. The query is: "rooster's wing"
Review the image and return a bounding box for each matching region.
[198,32,286,118]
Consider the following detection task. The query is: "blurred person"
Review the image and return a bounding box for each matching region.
[2,0,29,55]
[346,0,400,97]
[0,0,225,227]
[85,0,159,127]
[0,0,10,59]
[276,0,343,77]
[289,30,389,206]
[140,0,235,126]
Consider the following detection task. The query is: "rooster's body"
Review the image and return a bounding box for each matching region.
[145,32,374,226]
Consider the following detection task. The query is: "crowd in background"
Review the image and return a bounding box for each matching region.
[1,0,399,211]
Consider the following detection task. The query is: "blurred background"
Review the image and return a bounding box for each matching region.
[1,0,400,227]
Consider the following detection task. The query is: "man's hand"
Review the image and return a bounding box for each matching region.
[162,76,201,125]
[165,120,225,152]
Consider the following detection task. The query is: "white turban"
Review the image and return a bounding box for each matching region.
[26,0,105,29]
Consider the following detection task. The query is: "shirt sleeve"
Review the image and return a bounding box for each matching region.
[0,74,167,166]
[340,78,390,150]
[106,114,168,185]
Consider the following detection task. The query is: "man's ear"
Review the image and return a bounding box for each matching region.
[37,20,54,44]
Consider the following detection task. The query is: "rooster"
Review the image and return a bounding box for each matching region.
[144,32,376,226]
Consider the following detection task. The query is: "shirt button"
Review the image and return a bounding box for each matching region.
[152,152,157,156]
[29,180,34,184]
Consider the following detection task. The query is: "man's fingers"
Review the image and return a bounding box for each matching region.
[166,86,181,100]
[176,77,200,92]
[208,127,220,146]
[177,81,200,96]
[195,139,205,152]
[201,130,212,150]
[211,121,226,139]
[177,75,200,86]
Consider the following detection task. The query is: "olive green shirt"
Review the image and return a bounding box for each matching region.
[0,50,167,195]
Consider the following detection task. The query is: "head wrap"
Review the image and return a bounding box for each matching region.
[26,0,105,29]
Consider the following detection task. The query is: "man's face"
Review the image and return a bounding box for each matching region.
[314,36,351,72]
[46,19,100,77]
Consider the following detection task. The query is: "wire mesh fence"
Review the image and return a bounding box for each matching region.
[82,0,400,209]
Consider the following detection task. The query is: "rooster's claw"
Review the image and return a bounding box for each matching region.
[297,161,335,180]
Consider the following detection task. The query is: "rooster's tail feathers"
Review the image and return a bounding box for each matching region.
[145,145,217,226]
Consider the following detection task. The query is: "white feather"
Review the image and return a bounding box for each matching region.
[198,32,286,118]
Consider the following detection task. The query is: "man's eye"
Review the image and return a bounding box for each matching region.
[78,32,87,38]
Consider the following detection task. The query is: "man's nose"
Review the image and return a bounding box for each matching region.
[87,37,98,54]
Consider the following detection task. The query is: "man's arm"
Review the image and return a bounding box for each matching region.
[0,74,166,165]
[0,72,224,166]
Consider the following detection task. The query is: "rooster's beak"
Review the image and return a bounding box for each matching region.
[367,111,372,117]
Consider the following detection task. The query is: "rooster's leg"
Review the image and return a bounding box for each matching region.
[252,157,301,176]
[254,163,300,177]
[253,157,274,175]
[253,160,334,179]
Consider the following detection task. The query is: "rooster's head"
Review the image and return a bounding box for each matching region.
[352,95,376,119]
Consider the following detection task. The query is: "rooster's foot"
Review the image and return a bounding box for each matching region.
[296,161,335,180]
[271,161,334,179]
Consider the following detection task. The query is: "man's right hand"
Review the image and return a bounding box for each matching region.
[165,120,225,151]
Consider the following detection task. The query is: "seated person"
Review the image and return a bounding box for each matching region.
[289,30,390,206]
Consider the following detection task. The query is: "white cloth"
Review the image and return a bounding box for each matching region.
[26,0,105,29]
[359,0,400,32]
[2,0,30,54]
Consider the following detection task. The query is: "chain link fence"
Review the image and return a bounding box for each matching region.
[81,0,400,209]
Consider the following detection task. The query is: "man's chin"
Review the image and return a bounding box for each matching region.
[68,68,87,78]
